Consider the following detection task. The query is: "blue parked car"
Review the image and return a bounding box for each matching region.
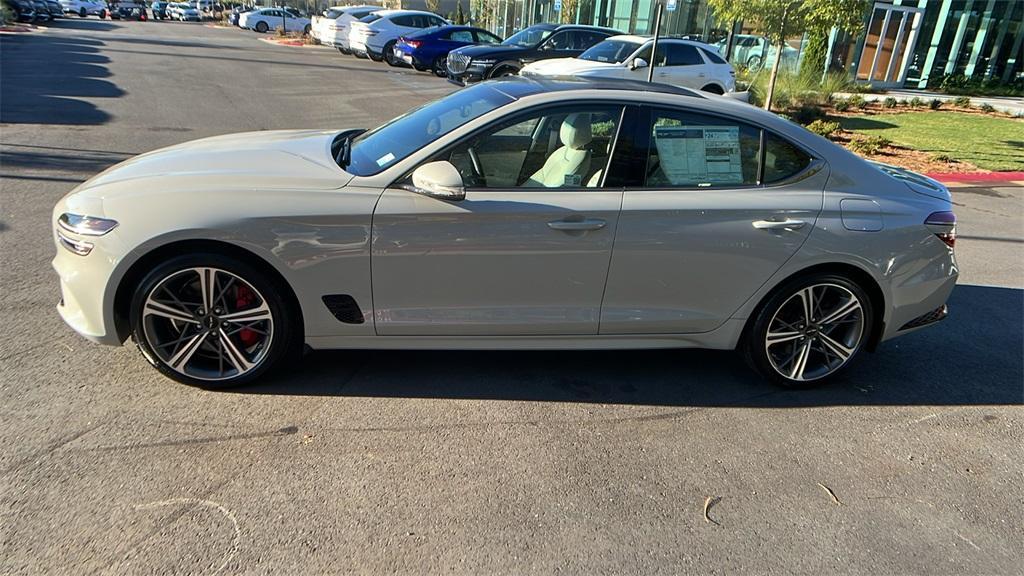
[394,25,503,76]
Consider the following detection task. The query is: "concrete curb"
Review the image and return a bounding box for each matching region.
[928,171,1024,185]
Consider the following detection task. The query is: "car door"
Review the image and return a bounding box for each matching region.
[371,104,633,336]
[656,43,709,89]
[600,106,827,334]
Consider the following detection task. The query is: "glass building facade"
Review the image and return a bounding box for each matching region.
[477,0,1023,89]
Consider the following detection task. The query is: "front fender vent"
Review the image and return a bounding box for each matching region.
[322,294,365,324]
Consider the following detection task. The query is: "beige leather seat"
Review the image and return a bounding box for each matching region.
[523,113,592,188]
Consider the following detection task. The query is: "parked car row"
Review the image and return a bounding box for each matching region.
[7,0,68,22]
[237,5,310,35]
[301,6,738,95]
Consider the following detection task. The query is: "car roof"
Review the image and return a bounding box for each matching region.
[553,23,620,34]
[488,75,704,101]
[373,9,440,16]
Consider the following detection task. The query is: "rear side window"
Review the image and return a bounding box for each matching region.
[575,31,609,49]
[359,13,380,23]
[644,109,761,188]
[391,15,412,26]
[449,30,474,42]
[475,30,502,44]
[700,47,728,64]
[763,133,811,183]
[665,44,703,66]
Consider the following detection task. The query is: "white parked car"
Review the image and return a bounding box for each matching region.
[319,4,379,53]
[240,7,311,35]
[714,34,801,71]
[522,35,736,94]
[348,9,447,64]
[58,0,104,16]
[177,4,200,21]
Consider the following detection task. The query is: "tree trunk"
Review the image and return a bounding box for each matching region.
[764,37,786,111]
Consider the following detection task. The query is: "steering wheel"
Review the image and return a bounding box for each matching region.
[467,147,486,186]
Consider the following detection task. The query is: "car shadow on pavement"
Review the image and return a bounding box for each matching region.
[242,284,1023,408]
[0,34,122,124]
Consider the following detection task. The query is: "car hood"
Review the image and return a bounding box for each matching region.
[454,43,527,59]
[70,129,353,201]
[522,57,617,75]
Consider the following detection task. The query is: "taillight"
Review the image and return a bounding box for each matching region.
[925,211,956,248]
[405,39,421,48]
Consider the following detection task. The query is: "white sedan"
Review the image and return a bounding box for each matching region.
[348,9,447,63]
[58,0,104,17]
[240,7,311,35]
[522,35,736,94]
[319,5,379,53]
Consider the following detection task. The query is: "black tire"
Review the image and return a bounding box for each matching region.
[383,40,401,66]
[367,49,383,62]
[79,7,87,17]
[129,252,300,389]
[303,24,311,35]
[354,51,368,59]
[337,46,351,55]
[701,84,725,95]
[741,272,873,388]
[255,20,268,33]
[432,55,447,77]
[746,55,763,71]
[489,65,519,78]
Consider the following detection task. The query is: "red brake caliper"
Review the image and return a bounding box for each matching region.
[235,284,259,348]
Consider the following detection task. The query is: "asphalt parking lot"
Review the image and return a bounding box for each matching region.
[1,19,1022,575]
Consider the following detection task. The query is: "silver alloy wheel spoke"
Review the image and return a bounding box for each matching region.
[218,327,255,373]
[789,340,813,380]
[220,302,271,323]
[819,298,861,326]
[818,331,854,361]
[766,330,803,345]
[145,300,200,324]
[167,331,208,370]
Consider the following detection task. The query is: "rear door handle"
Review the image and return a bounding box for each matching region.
[752,218,806,230]
[548,218,607,231]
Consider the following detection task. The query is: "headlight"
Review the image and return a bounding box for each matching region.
[58,213,119,236]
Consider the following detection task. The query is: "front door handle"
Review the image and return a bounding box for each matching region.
[752,218,806,230]
[547,218,607,231]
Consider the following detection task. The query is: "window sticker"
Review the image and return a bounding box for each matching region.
[654,125,743,186]
[563,173,582,186]
[376,152,396,167]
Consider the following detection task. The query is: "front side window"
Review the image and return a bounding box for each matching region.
[502,26,554,47]
[437,105,624,189]
[543,31,575,50]
[644,109,761,188]
[342,84,515,176]
[579,39,642,63]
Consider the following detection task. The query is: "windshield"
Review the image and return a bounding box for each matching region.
[342,84,515,176]
[580,39,642,63]
[502,26,554,47]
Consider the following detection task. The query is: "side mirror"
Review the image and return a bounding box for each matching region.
[407,161,465,201]
[630,58,649,71]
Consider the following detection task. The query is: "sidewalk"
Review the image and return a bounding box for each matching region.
[835,89,1024,115]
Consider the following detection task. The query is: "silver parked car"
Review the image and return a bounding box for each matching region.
[52,78,957,388]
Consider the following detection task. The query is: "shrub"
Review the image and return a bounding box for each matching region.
[819,72,854,102]
[929,98,943,109]
[848,135,891,155]
[833,98,851,112]
[789,103,825,124]
[806,119,841,138]
[979,103,996,113]
[953,95,972,107]
[883,96,898,108]
[847,94,867,109]
[909,96,924,108]
[929,153,957,164]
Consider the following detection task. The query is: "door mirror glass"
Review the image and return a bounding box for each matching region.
[630,57,648,70]
[408,161,466,200]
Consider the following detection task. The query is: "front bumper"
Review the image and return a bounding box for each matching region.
[52,230,125,346]
[446,69,485,86]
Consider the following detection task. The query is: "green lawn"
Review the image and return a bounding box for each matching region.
[838,112,1024,171]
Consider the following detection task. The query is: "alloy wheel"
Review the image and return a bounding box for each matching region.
[140,267,274,382]
[764,283,865,382]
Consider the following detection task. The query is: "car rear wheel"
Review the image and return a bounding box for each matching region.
[303,24,311,35]
[337,46,351,55]
[383,41,400,66]
[255,20,268,33]
[746,55,763,71]
[742,273,872,388]
[129,253,299,388]
[79,7,86,16]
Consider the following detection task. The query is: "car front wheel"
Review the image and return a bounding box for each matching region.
[129,253,298,388]
[743,273,872,388]
[255,20,267,33]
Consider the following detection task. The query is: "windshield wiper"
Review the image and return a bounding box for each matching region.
[334,129,365,168]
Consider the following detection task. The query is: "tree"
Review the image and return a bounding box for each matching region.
[560,0,578,24]
[707,0,869,111]
[454,0,465,24]
[425,0,441,16]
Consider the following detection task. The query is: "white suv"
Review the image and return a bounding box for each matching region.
[348,9,447,65]
[319,5,379,53]
[59,0,104,17]
[521,35,736,94]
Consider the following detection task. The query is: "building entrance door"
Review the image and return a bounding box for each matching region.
[856,2,924,88]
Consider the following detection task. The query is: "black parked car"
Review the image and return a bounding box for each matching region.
[31,0,50,21]
[44,0,62,18]
[150,0,167,18]
[7,0,37,21]
[446,23,619,84]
